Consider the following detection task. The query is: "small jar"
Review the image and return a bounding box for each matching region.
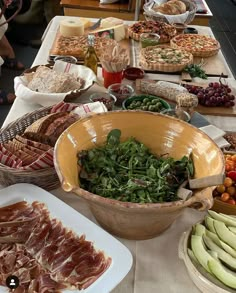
[173,23,187,35]
[140,33,160,48]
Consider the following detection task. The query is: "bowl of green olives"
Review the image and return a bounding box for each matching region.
[122,94,171,112]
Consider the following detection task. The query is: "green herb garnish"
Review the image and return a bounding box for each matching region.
[78,129,194,203]
[184,63,208,79]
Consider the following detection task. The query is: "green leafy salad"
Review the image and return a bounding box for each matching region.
[78,129,194,203]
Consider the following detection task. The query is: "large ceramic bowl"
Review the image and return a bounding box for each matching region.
[54,111,224,240]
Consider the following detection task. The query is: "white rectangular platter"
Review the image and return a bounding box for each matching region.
[0,183,133,293]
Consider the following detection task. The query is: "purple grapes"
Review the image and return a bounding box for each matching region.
[184,82,235,107]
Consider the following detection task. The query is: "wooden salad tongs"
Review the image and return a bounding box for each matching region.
[178,174,225,201]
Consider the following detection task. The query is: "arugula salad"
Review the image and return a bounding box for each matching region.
[78,129,194,203]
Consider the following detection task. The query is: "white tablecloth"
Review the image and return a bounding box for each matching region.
[1,16,236,293]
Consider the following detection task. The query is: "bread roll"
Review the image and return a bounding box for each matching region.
[153,0,186,15]
[169,0,186,13]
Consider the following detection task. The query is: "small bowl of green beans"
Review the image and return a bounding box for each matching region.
[122,94,171,112]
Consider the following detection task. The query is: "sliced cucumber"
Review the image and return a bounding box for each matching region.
[214,220,236,250]
[187,248,198,263]
[229,226,236,234]
[203,234,236,270]
[191,234,213,273]
[208,258,236,289]
[205,229,222,246]
[194,223,206,236]
[208,210,236,227]
[205,216,217,233]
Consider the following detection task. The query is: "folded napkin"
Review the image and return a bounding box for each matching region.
[14,60,98,107]
[199,125,230,149]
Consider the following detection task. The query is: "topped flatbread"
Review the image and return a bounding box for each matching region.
[50,34,117,60]
[170,34,220,57]
[128,20,176,43]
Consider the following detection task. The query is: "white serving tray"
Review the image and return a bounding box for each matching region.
[0,183,133,293]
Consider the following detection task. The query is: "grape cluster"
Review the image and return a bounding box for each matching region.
[184,82,235,107]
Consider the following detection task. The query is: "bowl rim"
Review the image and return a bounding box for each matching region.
[123,67,145,80]
[107,83,135,94]
[54,110,224,210]
[89,92,117,103]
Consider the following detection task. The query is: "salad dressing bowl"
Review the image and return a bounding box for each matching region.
[54,111,224,240]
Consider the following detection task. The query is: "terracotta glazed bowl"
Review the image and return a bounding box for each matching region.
[54,111,224,240]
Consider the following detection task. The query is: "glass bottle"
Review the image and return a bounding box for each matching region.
[84,34,98,75]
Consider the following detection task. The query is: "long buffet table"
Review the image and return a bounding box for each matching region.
[2,16,236,293]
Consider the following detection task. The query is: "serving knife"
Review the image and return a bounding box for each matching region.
[88,18,102,31]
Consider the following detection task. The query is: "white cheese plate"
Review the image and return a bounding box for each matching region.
[0,183,133,293]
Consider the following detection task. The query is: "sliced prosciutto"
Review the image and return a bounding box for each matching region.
[0,201,112,292]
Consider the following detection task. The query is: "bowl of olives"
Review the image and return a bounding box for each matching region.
[122,94,171,112]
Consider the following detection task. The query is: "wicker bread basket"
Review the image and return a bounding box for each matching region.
[143,0,197,25]
[0,106,61,190]
[139,45,193,72]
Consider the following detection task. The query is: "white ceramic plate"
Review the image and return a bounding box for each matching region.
[0,183,133,293]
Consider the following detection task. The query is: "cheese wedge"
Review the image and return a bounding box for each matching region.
[93,24,126,42]
[101,17,124,28]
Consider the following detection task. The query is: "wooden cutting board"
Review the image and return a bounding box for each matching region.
[48,25,131,64]
[131,40,229,77]
[136,78,236,117]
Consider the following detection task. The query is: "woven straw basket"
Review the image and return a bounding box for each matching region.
[0,106,60,190]
[143,0,197,25]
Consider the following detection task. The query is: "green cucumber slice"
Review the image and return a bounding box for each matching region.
[208,259,236,289]
[203,234,236,270]
[214,220,236,250]
[208,210,236,227]
[191,234,213,273]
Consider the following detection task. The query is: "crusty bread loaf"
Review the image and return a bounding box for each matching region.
[15,135,52,152]
[1,111,80,168]
[24,112,68,134]
[22,132,57,147]
[27,65,84,94]
[153,0,186,15]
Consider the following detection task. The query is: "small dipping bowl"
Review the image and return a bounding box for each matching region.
[54,55,78,64]
[184,27,198,34]
[173,23,187,34]
[161,108,191,123]
[108,83,134,107]
[140,33,160,48]
[89,92,117,111]
[123,67,145,81]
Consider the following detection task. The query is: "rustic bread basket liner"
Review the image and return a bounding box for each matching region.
[170,39,221,58]
[143,0,197,25]
[23,64,92,102]
[139,45,193,72]
[0,106,61,190]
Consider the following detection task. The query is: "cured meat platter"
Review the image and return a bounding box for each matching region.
[0,183,133,293]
